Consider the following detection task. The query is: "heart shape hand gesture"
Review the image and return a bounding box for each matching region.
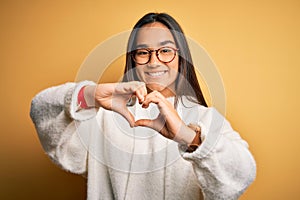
[86,81,196,144]
[93,81,147,127]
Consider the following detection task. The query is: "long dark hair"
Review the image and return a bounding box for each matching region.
[123,12,207,107]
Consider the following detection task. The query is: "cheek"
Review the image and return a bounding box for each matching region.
[168,58,179,76]
[170,64,178,73]
[135,66,144,81]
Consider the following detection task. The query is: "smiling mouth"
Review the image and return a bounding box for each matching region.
[145,71,167,77]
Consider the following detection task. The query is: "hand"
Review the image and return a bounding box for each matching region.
[134,90,196,144]
[85,81,147,127]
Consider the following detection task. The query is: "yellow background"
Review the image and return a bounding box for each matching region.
[1,0,299,199]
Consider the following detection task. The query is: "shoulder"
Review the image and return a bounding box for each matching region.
[178,96,213,112]
[177,96,217,122]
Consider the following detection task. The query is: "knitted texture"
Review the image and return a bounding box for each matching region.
[30,81,256,200]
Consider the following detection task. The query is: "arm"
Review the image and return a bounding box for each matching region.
[30,81,147,174]
[181,107,256,200]
[30,81,97,174]
[133,91,256,199]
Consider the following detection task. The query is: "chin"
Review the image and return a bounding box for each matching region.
[146,83,166,92]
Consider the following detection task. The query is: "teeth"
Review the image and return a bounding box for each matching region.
[147,71,165,77]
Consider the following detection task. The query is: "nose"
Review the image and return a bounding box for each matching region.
[148,51,160,66]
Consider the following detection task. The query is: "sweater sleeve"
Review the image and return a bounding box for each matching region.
[180,107,256,200]
[30,81,97,174]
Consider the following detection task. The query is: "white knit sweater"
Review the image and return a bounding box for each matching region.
[30,81,256,200]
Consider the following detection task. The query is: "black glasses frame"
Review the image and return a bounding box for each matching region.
[131,46,179,65]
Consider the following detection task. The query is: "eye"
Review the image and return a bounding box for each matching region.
[159,47,173,54]
[135,49,149,56]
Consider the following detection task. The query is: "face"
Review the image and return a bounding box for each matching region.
[134,22,179,97]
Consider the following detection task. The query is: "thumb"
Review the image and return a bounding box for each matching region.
[135,115,166,132]
[134,119,153,128]
[117,107,135,128]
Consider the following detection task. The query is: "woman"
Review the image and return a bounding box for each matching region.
[30,13,256,200]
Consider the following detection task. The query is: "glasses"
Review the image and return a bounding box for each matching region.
[131,46,179,65]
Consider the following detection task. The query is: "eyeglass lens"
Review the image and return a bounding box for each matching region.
[133,47,177,64]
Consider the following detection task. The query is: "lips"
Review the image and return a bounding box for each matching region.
[145,70,167,77]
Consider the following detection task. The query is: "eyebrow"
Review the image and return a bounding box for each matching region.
[135,40,175,49]
[160,40,175,46]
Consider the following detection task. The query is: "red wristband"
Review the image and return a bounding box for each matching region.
[78,86,88,109]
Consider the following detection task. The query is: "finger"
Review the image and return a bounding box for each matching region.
[135,83,147,103]
[116,107,135,127]
[135,119,165,132]
[134,119,153,127]
[142,91,165,108]
[115,81,144,94]
[135,114,166,132]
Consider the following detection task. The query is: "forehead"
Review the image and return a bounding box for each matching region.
[136,22,175,47]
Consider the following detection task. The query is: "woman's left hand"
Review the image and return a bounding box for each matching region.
[134,90,196,144]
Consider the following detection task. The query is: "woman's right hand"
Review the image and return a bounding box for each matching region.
[84,81,147,127]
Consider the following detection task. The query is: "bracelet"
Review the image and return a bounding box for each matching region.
[77,86,88,109]
[185,124,202,153]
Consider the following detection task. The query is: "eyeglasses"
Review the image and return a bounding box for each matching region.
[131,46,179,65]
